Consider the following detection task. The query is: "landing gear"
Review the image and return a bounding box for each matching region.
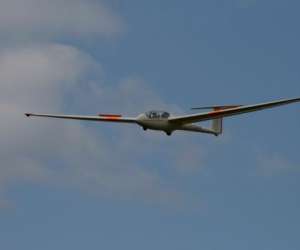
[143,127,147,131]
[166,132,172,136]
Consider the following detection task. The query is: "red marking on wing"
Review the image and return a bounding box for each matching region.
[213,105,242,111]
[210,105,242,115]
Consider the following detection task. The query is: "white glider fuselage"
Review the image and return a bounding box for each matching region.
[136,112,217,136]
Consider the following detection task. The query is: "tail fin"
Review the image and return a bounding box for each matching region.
[212,118,223,136]
[211,107,225,136]
[191,105,238,136]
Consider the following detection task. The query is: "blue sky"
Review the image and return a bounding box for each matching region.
[0,0,299,249]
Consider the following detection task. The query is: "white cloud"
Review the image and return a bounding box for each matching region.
[0,44,205,207]
[0,44,97,109]
[0,0,205,208]
[70,76,181,115]
[0,0,123,40]
[0,44,95,186]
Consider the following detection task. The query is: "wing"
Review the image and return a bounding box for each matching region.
[191,105,242,110]
[25,113,137,124]
[169,97,300,124]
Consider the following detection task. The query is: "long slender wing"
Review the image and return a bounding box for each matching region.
[169,97,300,124]
[25,113,137,124]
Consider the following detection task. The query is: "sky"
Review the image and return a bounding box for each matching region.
[0,0,300,249]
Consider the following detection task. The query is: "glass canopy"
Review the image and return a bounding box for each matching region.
[145,111,170,119]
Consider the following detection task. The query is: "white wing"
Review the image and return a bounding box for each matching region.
[25,113,137,124]
[169,97,300,124]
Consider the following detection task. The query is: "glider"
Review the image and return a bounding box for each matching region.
[25,97,300,136]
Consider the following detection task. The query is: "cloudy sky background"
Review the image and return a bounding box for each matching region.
[0,0,300,249]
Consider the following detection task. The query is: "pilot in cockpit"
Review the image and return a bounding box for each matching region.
[146,111,170,119]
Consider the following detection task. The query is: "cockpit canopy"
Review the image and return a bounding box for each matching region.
[145,110,170,119]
